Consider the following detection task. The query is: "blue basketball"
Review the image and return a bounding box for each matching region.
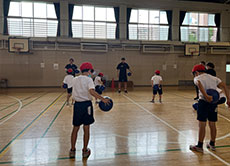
[63,83,67,89]
[75,70,80,74]
[95,86,102,95]
[192,103,198,110]
[99,85,105,92]
[99,96,113,112]
[206,89,220,104]
[128,72,132,76]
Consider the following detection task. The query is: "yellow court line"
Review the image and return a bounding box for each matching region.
[0,93,64,158]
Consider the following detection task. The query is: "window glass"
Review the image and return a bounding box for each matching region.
[95,7,106,21]
[34,3,46,18]
[83,6,94,21]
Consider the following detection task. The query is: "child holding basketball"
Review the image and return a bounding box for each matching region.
[94,72,105,104]
[63,68,74,106]
[190,64,230,152]
[151,70,163,103]
[69,62,110,158]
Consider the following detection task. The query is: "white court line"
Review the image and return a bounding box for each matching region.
[122,94,230,166]
[0,96,22,125]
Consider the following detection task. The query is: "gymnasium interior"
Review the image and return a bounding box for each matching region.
[0,0,230,165]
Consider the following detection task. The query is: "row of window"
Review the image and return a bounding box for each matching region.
[7,1,218,42]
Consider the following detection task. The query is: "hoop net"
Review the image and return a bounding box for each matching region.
[13,47,22,54]
[191,51,199,56]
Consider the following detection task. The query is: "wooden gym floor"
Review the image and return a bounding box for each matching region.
[0,87,230,166]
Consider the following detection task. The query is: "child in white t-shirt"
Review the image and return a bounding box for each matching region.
[63,68,74,106]
[151,70,163,103]
[190,64,230,152]
[69,62,110,159]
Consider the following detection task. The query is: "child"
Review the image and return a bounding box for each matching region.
[151,70,163,103]
[94,72,104,104]
[190,64,230,152]
[69,62,110,158]
[63,68,74,106]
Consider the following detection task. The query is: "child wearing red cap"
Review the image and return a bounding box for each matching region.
[63,68,74,106]
[69,62,110,158]
[151,70,163,103]
[190,64,230,152]
[94,72,104,104]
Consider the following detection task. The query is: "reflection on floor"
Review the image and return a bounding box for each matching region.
[0,87,230,165]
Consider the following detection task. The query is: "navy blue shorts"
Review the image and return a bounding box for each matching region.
[73,101,95,126]
[153,85,163,95]
[119,75,127,82]
[197,100,218,122]
[67,87,72,94]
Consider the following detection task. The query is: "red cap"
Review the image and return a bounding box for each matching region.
[67,68,73,73]
[155,70,160,74]
[80,62,94,71]
[98,72,104,77]
[192,64,206,72]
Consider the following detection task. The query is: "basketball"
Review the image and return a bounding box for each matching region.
[63,83,68,89]
[206,89,220,104]
[95,86,102,95]
[99,96,113,112]
[99,85,105,92]
[192,103,198,110]
[75,69,80,74]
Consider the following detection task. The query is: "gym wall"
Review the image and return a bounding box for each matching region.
[0,0,229,87]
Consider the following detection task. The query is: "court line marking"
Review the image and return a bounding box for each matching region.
[0,93,63,158]
[0,96,22,125]
[170,92,230,142]
[1,145,230,165]
[27,101,66,159]
[0,92,41,112]
[122,94,230,166]
[0,93,47,125]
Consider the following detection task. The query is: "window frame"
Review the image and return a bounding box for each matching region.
[7,1,58,37]
[72,5,116,39]
[180,12,217,42]
[129,8,169,41]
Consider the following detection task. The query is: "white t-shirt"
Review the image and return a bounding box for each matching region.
[63,75,74,88]
[194,73,222,100]
[72,75,95,102]
[151,75,163,85]
[217,88,226,98]
[94,76,102,86]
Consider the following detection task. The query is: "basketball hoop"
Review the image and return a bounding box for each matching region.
[190,51,199,56]
[13,47,21,54]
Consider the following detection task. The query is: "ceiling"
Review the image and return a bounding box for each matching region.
[178,0,230,4]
